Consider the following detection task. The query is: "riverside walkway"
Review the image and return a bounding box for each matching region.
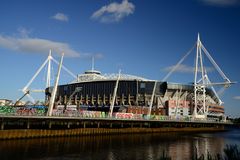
[0,105,231,132]
[0,111,232,139]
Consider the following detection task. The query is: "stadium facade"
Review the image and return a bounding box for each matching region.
[45,69,224,117]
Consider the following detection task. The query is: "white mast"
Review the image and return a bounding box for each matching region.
[48,53,64,116]
[198,37,206,115]
[46,50,52,88]
[193,34,210,118]
[148,81,157,118]
[193,34,200,116]
[91,56,95,71]
[162,33,233,118]
[109,70,121,118]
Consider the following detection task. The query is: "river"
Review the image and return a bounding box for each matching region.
[0,128,239,160]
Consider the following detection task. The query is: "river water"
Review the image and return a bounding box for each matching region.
[0,128,239,160]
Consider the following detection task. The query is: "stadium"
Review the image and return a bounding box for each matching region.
[45,69,224,117]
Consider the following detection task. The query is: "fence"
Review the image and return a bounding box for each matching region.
[0,106,226,123]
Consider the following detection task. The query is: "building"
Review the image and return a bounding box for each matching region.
[167,100,190,116]
[45,70,224,116]
[0,99,12,106]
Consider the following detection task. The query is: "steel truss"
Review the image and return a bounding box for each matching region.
[159,34,234,118]
[21,50,77,103]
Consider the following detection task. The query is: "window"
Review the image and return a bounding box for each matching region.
[64,86,68,91]
[140,83,145,89]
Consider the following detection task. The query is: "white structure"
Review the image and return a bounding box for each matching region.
[0,99,12,106]
[48,54,64,116]
[161,34,234,118]
[21,50,77,103]
[193,34,233,118]
[109,70,121,118]
[74,71,151,83]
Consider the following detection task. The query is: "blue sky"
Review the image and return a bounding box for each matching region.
[0,0,240,117]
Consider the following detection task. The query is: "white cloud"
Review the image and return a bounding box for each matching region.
[51,13,69,22]
[81,53,104,59]
[200,0,239,6]
[233,96,240,100]
[17,27,32,38]
[91,0,135,23]
[0,35,80,57]
[163,64,214,73]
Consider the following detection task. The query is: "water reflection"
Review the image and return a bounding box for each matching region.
[0,129,239,160]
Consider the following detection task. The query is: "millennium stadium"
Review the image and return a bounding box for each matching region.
[45,68,224,118]
[0,34,235,141]
[14,35,233,120]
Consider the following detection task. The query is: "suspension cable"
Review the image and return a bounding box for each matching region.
[162,42,196,81]
[52,58,77,79]
[201,44,230,82]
